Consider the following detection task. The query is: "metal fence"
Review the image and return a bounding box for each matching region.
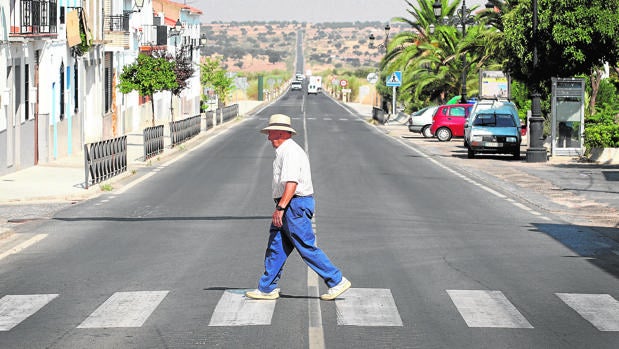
[220,104,239,123]
[143,125,164,160]
[170,115,201,147]
[84,136,127,189]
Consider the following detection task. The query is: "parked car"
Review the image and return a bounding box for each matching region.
[465,105,524,159]
[407,106,439,137]
[464,99,520,147]
[429,103,474,141]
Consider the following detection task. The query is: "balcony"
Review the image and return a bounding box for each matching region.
[10,0,58,37]
[103,12,131,49]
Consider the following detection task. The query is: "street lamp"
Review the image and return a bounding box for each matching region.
[127,0,145,13]
[526,0,547,162]
[368,23,391,50]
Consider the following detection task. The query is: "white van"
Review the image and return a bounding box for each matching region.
[307,84,319,95]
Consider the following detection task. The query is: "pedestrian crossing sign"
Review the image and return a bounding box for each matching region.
[386,71,402,87]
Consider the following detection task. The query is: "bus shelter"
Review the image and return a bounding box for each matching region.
[551,78,585,157]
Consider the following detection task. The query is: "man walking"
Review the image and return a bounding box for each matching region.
[246,114,351,301]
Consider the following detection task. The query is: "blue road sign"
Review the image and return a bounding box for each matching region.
[386,71,402,87]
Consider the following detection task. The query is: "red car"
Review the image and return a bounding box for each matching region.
[430,103,474,141]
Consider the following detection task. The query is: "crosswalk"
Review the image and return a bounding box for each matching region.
[1,288,619,332]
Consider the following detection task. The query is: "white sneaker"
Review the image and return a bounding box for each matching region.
[245,288,280,300]
[320,277,351,300]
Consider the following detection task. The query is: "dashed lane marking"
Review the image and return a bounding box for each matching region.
[0,234,48,262]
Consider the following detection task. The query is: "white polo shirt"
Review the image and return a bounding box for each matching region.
[272,139,314,198]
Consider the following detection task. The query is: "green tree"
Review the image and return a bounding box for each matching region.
[502,0,619,108]
[200,57,234,109]
[118,53,177,126]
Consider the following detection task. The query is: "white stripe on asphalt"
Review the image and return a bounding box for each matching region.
[0,234,48,261]
[447,290,533,328]
[209,289,276,326]
[77,291,168,328]
[556,293,619,331]
[0,294,59,331]
[335,288,403,326]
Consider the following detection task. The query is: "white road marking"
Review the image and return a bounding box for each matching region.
[308,269,325,349]
[323,118,332,121]
[335,288,403,326]
[0,294,59,331]
[209,289,276,326]
[556,293,619,331]
[0,234,48,261]
[77,291,168,328]
[447,290,533,328]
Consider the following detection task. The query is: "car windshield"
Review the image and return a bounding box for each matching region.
[473,113,516,127]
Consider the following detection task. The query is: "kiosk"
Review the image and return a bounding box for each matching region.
[551,78,585,157]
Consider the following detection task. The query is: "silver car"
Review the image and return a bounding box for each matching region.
[465,105,523,159]
[407,106,438,138]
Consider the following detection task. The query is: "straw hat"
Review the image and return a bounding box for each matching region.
[260,114,297,135]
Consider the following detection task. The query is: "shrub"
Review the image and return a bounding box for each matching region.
[584,105,619,149]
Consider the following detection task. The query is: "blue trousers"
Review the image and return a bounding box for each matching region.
[258,196,342,293]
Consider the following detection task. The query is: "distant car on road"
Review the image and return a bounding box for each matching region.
[290,81,303,91]
[465,106,524,159]
[429,103,474,142]
[408,106,438,138]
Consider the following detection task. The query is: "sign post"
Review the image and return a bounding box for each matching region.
[386,71,402,115]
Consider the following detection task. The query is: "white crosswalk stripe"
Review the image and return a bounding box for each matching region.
[77,291,169,328]
[209,289,276,326]
[0,294,59,331]
[447,290,533,328]
[2,289,619,333]
[335,288,403,326]
[556,293,619,331]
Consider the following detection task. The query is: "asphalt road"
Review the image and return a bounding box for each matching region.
[1,91,619,348]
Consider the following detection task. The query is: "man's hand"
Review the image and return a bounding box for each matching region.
[272,210,284,227]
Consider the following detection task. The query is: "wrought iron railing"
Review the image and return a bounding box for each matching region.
[12,0,58,35]
[143,125,164,160]
[84,136,127,189]
[170,115,201,148]
[104,14,129,32]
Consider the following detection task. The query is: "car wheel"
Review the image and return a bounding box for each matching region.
[467,148,475,159]
[436,127,452,142]
[422,125,433,138]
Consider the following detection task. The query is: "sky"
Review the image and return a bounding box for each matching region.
[193,0,490,23]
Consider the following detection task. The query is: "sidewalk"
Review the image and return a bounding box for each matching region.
[0,101,265,238]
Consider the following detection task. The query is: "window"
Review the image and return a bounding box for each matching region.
[59,62,65,120]
[449,107,465,117]
[25,64,30,121]
[104,52,113,113]
[73,61,79,112]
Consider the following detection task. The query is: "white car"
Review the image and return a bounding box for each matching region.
[407,106,438,138]
[307,84,319,95]
[290,81,302,91]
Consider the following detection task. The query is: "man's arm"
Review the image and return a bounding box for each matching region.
[273,181,297,227]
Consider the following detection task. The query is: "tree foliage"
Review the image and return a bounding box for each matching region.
[502,0,619,90]
[118,53,177,126]
[200,57,235,109]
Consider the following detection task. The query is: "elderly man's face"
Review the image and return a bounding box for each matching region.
[267,130,291,148]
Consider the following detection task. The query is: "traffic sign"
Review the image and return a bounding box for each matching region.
[340,79,348,87]
[386,71,402,87]
[367,73,378,84]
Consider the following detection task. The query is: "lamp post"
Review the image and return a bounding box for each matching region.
[368,23,391,114]
[526,0,547,162]
[128,0,145,13]
[432,0,477,104]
